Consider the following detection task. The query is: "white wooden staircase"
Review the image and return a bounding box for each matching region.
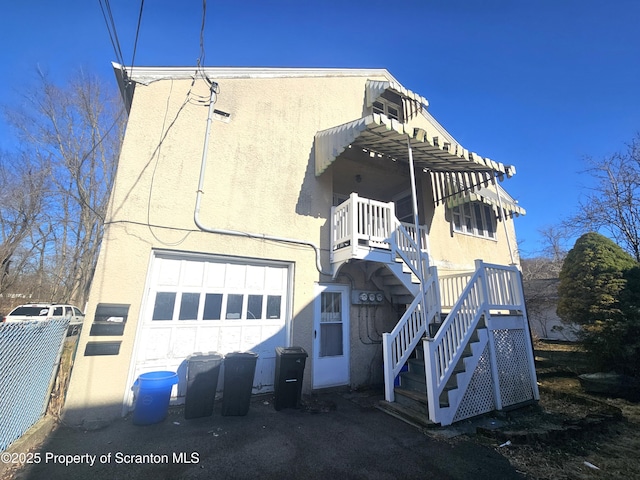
[331,193,539,427]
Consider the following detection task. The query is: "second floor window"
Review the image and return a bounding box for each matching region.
[451,202,496,239]
[372,99,402,122]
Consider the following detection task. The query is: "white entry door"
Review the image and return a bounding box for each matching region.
[312,284,350,388]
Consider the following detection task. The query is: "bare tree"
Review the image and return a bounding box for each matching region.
[0,152,47,305]
[3,69,125,307]
[521,226,574,340]
[569,135,640,262]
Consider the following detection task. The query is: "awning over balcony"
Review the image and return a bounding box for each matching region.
[314,113,515,178]
[365,80,428,108]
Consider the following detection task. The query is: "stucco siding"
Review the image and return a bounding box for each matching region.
[65,70,524,424]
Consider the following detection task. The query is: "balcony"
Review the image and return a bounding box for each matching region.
[330,192,429,271]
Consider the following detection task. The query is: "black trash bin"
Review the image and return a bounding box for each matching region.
[221,351,258,416]
[184,352,223,419]
[274,346,308,411]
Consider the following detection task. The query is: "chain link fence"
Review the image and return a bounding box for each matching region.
[0,319,69,451]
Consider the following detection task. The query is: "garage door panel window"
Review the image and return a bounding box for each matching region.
[226,294,244,319]
[203,293,222,320]
[267,295,281,319]
[179,292,200,320]
[152,292,176,320]
[151,292,283,322]
[247,295,263,319]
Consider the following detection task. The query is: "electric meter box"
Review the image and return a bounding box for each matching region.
[351,290,385,305]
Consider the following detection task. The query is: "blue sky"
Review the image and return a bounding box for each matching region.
[2,0,639,257]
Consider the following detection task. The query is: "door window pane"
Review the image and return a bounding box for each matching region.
[266,295,281,319]
[320,324,343,357]
[247,295,263,319]
[179,292,200,320]
[226,294,244,319]
[320,291,343,357]
[153,292,176,320]
[321,292,342,323]
[203,293,222,320]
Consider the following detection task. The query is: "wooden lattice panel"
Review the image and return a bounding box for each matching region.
[493,329,536,407]
[453,345,496,423]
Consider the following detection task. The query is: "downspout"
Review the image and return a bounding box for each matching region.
[193,85,332,276]
[406,137,429,336]
[492,174,516,265]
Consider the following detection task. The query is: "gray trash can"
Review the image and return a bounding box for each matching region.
[274,346,307,411]
[184,352,223,419]
[221,351,258,416]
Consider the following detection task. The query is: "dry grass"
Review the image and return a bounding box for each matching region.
[494,340,640,480]
[46,335,80,418]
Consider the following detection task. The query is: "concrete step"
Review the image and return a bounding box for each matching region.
[399,371,426,392]
[377,399,435,430]
[394,387,428,412]
[407,357,424,375]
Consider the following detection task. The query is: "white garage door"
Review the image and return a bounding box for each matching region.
[130,252,291,405]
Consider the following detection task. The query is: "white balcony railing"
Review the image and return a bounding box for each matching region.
[331,192,429,259]
[438,272,473,310]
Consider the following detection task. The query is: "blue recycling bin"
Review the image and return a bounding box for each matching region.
[132,371,178,425]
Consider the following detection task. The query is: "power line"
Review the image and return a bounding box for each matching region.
[98,0,125,67]
[130,0,145,72]
[197,0,207,68]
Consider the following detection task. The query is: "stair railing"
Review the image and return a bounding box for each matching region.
[392,223,426,279]
[382,223,440,402]
[423,260,525,425]
[438,272,474,310]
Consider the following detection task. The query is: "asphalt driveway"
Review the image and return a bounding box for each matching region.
[8,390,523,480]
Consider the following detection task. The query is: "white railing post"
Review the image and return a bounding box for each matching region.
[382,333,394,402]
[349,192,359,257]
[477,260,503,411]
[423,335,439,422]
[515,267,540,401]
[330,204,336,263]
